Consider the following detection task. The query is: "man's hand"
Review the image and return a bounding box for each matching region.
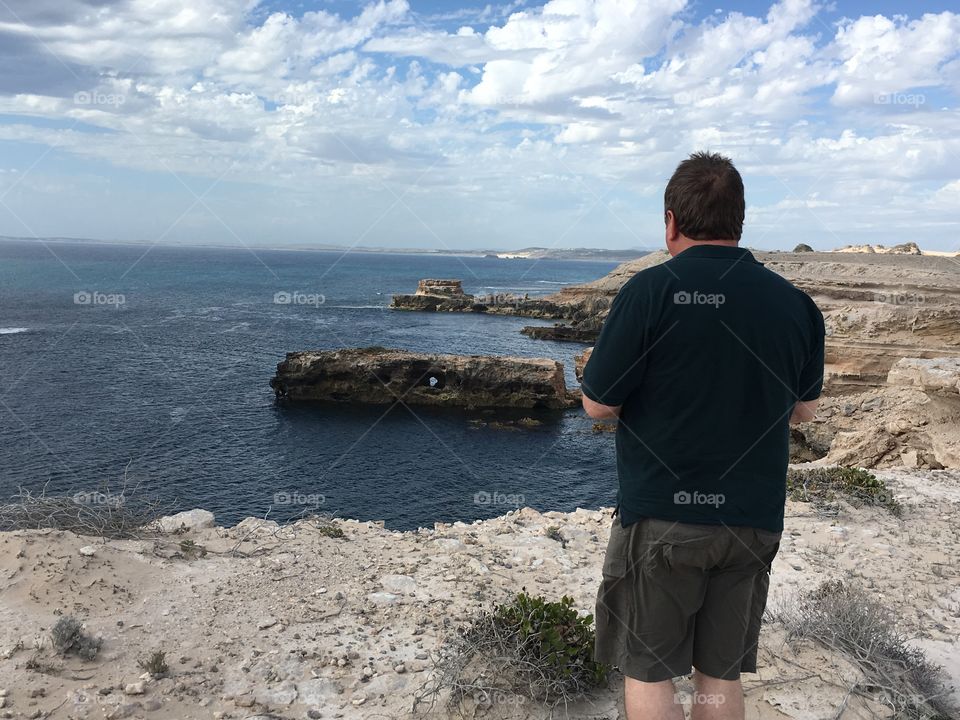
[582,394,622,419]
[789,399,818,424]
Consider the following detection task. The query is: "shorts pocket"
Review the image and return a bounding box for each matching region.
[602,520,634,578]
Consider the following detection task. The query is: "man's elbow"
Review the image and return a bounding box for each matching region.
[582,394,621,419]
[790,399,819,424]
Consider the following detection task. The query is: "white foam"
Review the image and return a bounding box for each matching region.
[0,327,28,335]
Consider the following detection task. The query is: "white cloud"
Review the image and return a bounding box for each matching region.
[0,0,957,249]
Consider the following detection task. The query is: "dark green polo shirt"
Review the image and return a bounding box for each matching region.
[581,245,825,533]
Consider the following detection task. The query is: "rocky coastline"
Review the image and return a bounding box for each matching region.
[2,468,959,719]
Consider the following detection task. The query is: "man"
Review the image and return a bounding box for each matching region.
[581,152,825,720]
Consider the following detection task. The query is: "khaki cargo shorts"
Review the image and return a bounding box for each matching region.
[594,517,781,682]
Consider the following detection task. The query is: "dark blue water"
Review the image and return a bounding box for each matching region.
[0,240,621,529]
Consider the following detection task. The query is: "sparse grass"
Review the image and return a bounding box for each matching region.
[418,592,609,711]
[138,649,169,676]
[776,580,955,719]
[786,467,902,516]
[544,526,566,548]
[50,615,101,660]
[178,539,207,558]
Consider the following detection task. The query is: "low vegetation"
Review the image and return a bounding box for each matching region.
[0,486,169,539]
[138,649,170,676]
[786,467,902,515]
[778,580,954,719]
[50,615,101,660]
[420,592,608,711]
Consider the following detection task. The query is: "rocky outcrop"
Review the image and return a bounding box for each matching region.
[390,279,611,337]
[834,242,922,255]
[790,357,960,469]
[887,357,960,394]
[415,279,465,297]
[271,347,579,409]
[520,323,599,343]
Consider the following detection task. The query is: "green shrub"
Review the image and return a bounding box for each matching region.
[786,467,901,515]
[422,592,608,709]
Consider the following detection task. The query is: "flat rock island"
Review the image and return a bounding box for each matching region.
[270,347,579,409]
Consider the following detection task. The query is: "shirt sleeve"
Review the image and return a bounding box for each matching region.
[581,278,649,407]
[798,299,825,401]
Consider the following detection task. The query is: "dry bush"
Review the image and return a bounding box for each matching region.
[0,484,171,539]
[51,616,101,660]
[777,579,954,719]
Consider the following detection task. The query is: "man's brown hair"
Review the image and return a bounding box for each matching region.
[664,151,745,241]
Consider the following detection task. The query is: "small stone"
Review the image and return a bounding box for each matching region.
[123,681,145,696]
[367,592,399,606]
[307,710,322,719]
[394,663,406,674]
[234,695,255,707]
[361,666,373,678]
[257,616,278,630]
[143,699,162,711]
[351,696,366,706]
[79,545,97,557]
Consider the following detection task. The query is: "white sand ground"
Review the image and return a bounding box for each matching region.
[0,468,958,720]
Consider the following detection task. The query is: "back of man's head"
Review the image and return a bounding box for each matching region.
[664,152,745,242]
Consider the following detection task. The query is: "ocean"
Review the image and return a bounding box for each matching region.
[0,240,622,529]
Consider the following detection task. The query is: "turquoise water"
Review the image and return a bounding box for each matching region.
[0,240,622,528]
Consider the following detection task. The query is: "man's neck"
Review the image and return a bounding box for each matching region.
[669,238,739,257]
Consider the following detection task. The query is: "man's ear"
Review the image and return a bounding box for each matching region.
[665,210,679,244]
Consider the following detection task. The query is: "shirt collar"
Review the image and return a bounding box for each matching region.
[674,244,758,263]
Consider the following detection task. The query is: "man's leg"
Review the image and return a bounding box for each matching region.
[624,676,683,720]
[691,670,744,720]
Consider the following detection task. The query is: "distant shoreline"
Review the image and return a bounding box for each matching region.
[0,235,651,263]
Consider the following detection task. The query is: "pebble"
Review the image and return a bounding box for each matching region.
[394,663,406,674]
[123,681,145,696]
[257,616,278,630]
[79,545,97,557]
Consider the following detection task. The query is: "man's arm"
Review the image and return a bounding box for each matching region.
[789,399,818,424]
[582,394,621,419]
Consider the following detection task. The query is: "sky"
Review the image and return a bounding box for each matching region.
[0,0,957,252]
